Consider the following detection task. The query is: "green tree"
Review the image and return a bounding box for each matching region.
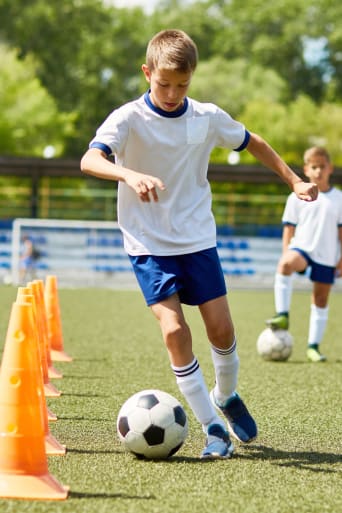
[151,0,342,103]
[0,0,341,162]
[0,0,150,155]
[0,44,75,157]
[189,56,288,118]
[306,0,342,102]
[240,95,342,165]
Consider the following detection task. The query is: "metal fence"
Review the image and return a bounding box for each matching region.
[1,157,341,232]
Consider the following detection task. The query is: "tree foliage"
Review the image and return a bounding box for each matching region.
[0,44,75,157]
[151,0,342,103]
[0,0,341,162]
[0,0,150,155]
[190,56,288,117]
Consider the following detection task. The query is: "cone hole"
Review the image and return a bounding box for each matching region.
[9,374,21,387]
[14,329,26,343]
[6,423,18,434]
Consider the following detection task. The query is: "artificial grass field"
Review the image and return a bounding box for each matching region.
[0,284,341,513]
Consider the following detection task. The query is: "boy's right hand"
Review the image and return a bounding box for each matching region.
[125,171,166,202]
[293,181,318,202]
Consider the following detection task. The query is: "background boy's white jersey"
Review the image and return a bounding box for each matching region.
[90,94,248,256]
[283,187,342,267]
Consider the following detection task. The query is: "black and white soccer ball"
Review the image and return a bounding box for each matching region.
[117,389,188,459]
[257,328,293,361]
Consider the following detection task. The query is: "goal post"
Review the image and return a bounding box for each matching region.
[11,218,133,287]
[9,218,278,288]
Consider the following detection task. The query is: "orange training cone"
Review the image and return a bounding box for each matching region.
[45,275,72,362]
[16,288,58,422]
[36,280,63,379]
[0,302,68,500]
[28,282,61,398]
[15,293,65,455]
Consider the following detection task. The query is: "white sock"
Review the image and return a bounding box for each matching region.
[211,338,239,405]
[274,273,293,313]
[171,357,224,431]
[308,304,328,345]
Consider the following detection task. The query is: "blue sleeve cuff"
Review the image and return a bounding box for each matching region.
[234,130,250,152]
[89,142,112,156]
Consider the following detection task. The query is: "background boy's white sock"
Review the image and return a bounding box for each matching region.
[274,273,293,313]
[308,304,329,345]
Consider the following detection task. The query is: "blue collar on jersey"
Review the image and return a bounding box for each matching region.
[144,90,188,118]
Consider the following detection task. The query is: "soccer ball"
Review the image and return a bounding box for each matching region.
[256,328,293,361]
[117,389,188,459]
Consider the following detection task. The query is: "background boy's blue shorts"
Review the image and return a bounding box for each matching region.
[129,247,227,306]
[20,256,34,269]
[293,248,336,284]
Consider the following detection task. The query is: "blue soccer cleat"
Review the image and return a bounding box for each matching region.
[200,423,234,459]
[210,390,257,443]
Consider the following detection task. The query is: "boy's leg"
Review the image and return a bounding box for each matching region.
[151,294,233,458]
[199,296,257,443]
[199,295,238,401]
[267,250,307,330]
[307,282,331,362]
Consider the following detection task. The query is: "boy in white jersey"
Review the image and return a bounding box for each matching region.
[81,29,318,458]
[267,147,342,362]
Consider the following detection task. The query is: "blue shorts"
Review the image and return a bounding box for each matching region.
[20,256,34,269]
[293,248,335,284]
[129,247,227,306]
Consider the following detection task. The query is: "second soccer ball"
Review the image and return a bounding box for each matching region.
[256,328,293,361]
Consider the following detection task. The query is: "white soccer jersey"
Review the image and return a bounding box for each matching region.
[282,187,342,267]
[90,93,249,256]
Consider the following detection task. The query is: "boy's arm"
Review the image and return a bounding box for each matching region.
[80,148,165,202]
[246,133,318,202]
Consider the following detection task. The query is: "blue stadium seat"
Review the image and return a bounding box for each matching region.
[217,226,234,236]
[238,240,249,250]
[36,262,49,270]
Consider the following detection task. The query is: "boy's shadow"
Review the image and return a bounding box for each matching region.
[237,444,341,472]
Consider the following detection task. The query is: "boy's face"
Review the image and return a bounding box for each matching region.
[142,65,192,112]
[303,155,333,191]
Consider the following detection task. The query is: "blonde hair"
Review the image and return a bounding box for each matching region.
[146,29,198,73]
[304,146,331,164]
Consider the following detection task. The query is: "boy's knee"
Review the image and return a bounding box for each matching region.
[207,320,234,348]
[278,256,296,275]
[313,296,329,308]
[163,320,190,347]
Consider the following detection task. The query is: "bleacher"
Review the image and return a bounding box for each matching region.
[2,219,341,290]
[0,220,285,287]
[0,222,12,272]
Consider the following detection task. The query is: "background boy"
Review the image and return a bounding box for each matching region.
[19,235,39,283]
[267,147,342,362]
[81,29,317,458]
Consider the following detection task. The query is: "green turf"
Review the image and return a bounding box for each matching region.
[0,285,341,513]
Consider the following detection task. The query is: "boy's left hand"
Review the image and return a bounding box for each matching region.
[335,258,342,278]
[293,181,318,202]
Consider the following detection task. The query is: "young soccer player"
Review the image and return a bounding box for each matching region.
[266,147,342,362]
[81,29,318,458]
[19,235,39,283]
